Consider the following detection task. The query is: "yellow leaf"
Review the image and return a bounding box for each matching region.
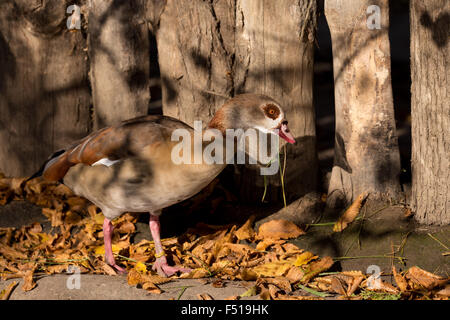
[240,286,258,297]
[294,252,317,267]
[93,244,121,255]
[0,281,18,300]
[134,261,147,274]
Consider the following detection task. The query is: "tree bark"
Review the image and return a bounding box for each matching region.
[156,0,318,203]
[155,0,235,128]
[0,0,91,177]
[410,0,449,225]
[325,0,401,209]
[233,0,318,202]
[88,0,150,129]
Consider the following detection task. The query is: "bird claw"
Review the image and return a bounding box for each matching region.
[105,255,127,274]
[110,263,127,275]
[152,257,191,277]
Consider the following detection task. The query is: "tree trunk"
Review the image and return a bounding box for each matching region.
[156,0,318,203]
[88,0,150,129]
[0,0,91,177]
[325,0,401,209]
[233,0,318,203]
[410,0,449,225]
[155,0,235,126]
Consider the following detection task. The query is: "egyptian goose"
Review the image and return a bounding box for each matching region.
[30,93,295,276]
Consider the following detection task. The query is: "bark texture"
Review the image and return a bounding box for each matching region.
[0,0,91,176]
[156,0,318,202]
[325,0,401,208]
[88,0,150,129]
[156,0,235,126]
[410,0,450,225]
[233,0,317,202]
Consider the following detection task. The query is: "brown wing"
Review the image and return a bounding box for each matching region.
[41,115,192,181]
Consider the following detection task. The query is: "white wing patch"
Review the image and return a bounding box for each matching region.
[92,158,120,167]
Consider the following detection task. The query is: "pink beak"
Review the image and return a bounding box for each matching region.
[277,121,295,144]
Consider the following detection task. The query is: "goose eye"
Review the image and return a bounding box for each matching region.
[263,104,280,120]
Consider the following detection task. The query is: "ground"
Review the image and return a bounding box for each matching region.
[0,199,448,300]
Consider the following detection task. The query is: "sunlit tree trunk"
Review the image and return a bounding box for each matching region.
[410,0,450,225]
[325,0,401,209]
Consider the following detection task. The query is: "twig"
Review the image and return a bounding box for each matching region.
[333,255,407,262]
[279,146,287,208]
[177,286,189,300]
[297,284,331,298]
[116,254,153,267]
[427,233,449,251]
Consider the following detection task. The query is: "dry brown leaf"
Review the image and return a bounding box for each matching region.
[21,268,37,292]
[285,267,305,284]
[0,281,18,300]
[393,266,409,292]
[347,276,364,296]
[257,220,305,240]
[435,284,450,298]
[255,239,285,251]
[97,260,117,276]
[333,193,367,232]
[212,279,225,288]
[239,268,258,281]
[142,282,162,294]
[178,268,209,279]
[258,277,292,293]
[197,293,214,300]
[127,269,142,286]
[259,287,271,300]
[224,295,239,300]
[406,266,448,290]
[0,243,28,260]
[331,276,347,296]
[252,261,292,278]
[235,216,255,241]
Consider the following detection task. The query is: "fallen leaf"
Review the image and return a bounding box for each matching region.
[197,293,214,300]
[240,285,258,297]
[435,285,450,298]
[21,267,37,292]
[331,276,347,296]
[257,220,305,240]
[294,252,317,267]
[333,193,367,232]
[285,267,305,284]
[134,261,147,274]
[235,216,255,241]
[301,256,334,283]
[252,261,292,278]
[127,269,142,286]
[406,266,448,290]
[0,281,18,300]
[393,266,409,293]
[142,282,162,294]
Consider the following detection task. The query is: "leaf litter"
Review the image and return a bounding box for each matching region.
[0,177,448,300]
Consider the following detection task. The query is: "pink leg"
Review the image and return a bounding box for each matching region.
[149,214,191,277]
[103,218,126,274]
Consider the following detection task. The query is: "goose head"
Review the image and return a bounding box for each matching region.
[208,93,295,144]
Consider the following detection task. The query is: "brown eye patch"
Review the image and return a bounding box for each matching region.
[263,104,280,120]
